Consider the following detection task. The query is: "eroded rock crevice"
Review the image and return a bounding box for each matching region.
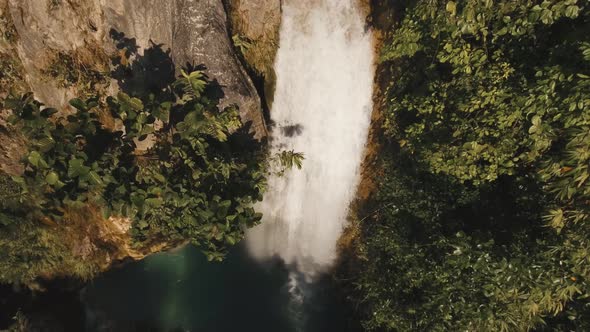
[225,0,281,115]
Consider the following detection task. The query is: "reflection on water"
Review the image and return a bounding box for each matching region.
[83,245,357,332]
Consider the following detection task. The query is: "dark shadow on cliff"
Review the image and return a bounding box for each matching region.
[109,29,261,148]
[110,29,176,102]
[109,29,228,115]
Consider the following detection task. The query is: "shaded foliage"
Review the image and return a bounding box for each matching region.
[3,66,265,262]
[350,0,590,331]
[0,36,272,285]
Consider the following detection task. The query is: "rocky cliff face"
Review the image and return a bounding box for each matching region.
[226,0,281,109]
[0,0,274,279]
[1,0,267,138]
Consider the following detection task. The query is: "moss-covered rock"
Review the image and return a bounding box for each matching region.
[226,0,281,110]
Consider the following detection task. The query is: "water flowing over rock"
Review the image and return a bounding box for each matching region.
[246,0,375,279]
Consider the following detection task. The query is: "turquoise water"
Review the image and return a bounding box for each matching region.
[83,245,357,332]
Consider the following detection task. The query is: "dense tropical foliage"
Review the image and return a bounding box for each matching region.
[0,67,270,283]
[350,0,590,330]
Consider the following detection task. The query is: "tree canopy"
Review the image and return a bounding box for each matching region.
[349,0,590,330]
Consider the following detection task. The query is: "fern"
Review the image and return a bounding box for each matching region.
[175,69,206,101]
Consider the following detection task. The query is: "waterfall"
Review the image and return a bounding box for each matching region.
[246,0,374,279]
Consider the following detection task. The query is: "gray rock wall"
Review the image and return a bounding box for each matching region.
[1,0,267,138]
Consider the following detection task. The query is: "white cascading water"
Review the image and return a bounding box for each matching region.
[246,0,374,279]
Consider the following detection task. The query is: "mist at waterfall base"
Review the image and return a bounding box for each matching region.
[84,0,373,330]
[84,245,360,332]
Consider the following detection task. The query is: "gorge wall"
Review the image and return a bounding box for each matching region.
[0,0,279,281]
[1,0,269,138]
